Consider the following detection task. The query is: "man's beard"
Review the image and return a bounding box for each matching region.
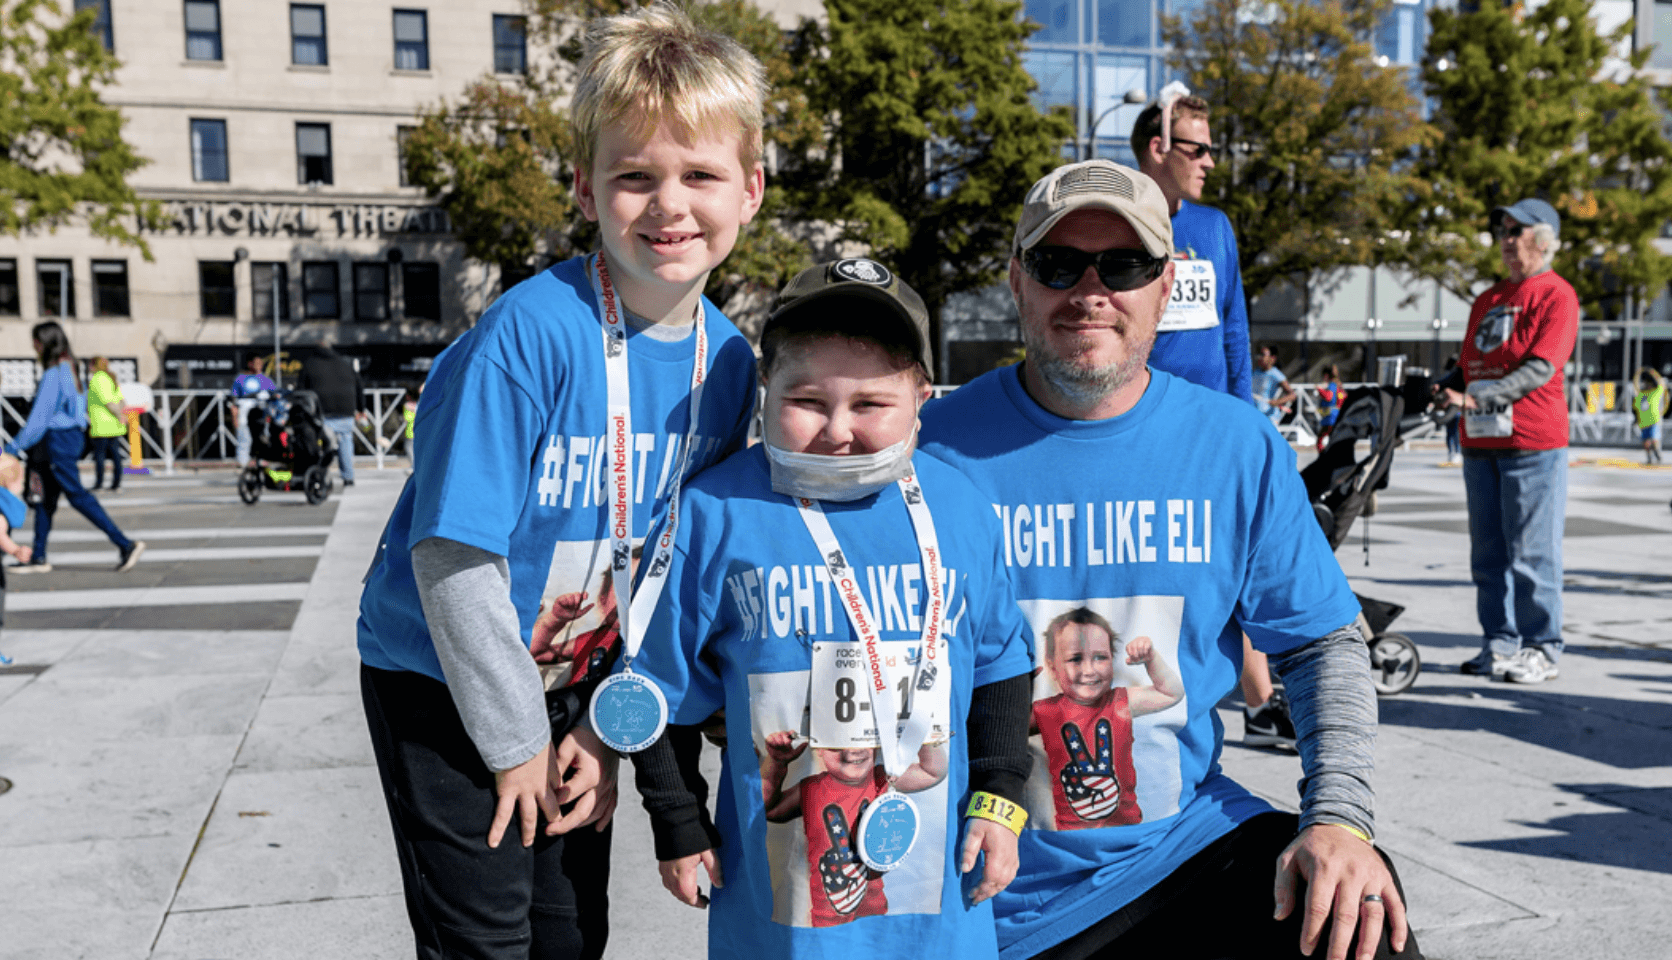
[1023,319,1154,408]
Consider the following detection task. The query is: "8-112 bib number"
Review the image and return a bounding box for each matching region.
[809,639,951,750]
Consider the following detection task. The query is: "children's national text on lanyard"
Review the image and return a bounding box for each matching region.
[586,251,709,753]
[796,475,946,871]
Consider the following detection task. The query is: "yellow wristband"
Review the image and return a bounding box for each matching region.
[966,791,1028,835]
[1327,822,1373,845]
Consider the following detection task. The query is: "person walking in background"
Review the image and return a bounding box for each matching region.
[86,356,125,492]
[230,355,277,468]
[1632,367,1668,465]
[1251,344,1297,425]
[1317,364,1344,449]
[4,323,144,574]
[401,384,419,470]
[1440,355,1462,466]
[298,344,367,487]
[1436,198,1577,685]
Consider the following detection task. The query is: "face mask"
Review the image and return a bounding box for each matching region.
[766,430,917,502]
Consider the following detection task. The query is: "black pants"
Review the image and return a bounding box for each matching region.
[1032,812,1422,960]
[362,665,611,960]
[90,435,122,489]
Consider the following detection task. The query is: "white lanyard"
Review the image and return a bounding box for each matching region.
[589,251,708,667]
[795,475,945,781]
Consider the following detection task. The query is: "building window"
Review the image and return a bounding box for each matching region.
[1025,0,1076,44]
[74,0,115,51]
[184,0,222,61]
[199,261,235,317]
[397,125,416,187]
[291,4,328,65]
[92,260,130,317]
[37,260,73,318]
[303,261,340,318]
[402,261,441,320]
[1655,0,1672,70]
[493,14,527,74]
[0,260,18,316]
[252,262,290,320]
[1377,0,1423,67]
[191,118,229,182]
[393,9,429,70]
[354,263,390,321]
[296,122,333,185]
[1097,0,1150,49]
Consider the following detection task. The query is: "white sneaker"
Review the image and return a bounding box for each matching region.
[1503,647,1559,684]
[1459,649,1510,677]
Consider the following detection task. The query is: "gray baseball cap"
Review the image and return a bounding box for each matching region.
[764,258,932,377]
[1014,160,1174,259]
[1491,198,1560,238]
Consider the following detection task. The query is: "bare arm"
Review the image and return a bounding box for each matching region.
[760,730,806,822]
[895,741,948,793]
[1124,636,1185,716]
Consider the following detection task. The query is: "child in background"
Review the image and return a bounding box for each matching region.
[623,260,1035,959]
[1633,367,1668,465]
[0,454,33,664]
[1030,608,1183,830]
[355,5,767,957]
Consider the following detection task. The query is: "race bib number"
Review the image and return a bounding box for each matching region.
[808,639,951,750]
[1464,379,1514,438]
[1159,259,1218,331]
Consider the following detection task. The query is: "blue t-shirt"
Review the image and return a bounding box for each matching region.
[1250,367,1289,423]
[918,366,1360,959]
[0,488,25,533]
[626,448,1035,960]
[356,256,758,686]
[1149,201,1252,404]
[232,372,277,399]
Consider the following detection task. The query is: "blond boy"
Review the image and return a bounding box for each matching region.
[356,6,766,957]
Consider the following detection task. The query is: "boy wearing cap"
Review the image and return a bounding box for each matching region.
[919,160,1420,960]
[620,259,1035,958]
[1436,198,1578,685]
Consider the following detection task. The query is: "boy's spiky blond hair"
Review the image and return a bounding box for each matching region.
[571,2,766,171]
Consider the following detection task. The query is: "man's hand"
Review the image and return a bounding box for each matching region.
[488,741,559,849]
[546,724,619,836]
[1274,824,1408,960]
[659,849,723,908]
[1440,387,1475,411]
[959,817,1018,905]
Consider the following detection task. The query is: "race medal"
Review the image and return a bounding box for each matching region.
[589,669,669,754]
[856,789,920,873]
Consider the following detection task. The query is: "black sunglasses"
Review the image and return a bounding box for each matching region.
[1492,222,1526,241]
[1021,245,1169,292]
[1170,136,1217,161]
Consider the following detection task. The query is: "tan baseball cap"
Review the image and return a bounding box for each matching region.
[1014,160,1173,260]
[764,258,933,377]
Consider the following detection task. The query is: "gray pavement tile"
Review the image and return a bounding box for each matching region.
[1418,904,1672,960]
[7,907,163,960]
[2,835,183,960]
[0,734,241,845]
[0,673,270,743]
[0,673,33,706]
[0,628,99,665]
[149,895,410,960]
[170,765,401,911]
[9,602,303,632]
[233,692,376,773]
[44,630,290,680]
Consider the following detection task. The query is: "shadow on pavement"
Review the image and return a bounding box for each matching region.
[1461,801,1672,876]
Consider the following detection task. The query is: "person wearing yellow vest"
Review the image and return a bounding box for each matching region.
[86,357,126,491]
[1633,367,1670,465]
[401,384,419,469]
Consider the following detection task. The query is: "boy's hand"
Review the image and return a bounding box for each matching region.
[659,850,723,908]
[488,741,559,849]
[763,730,806,763]
[1125,635,1154,665]
[960,817,1019,905]
[546,724,619,835]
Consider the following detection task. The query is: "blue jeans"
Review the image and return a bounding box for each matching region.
[1462,448,1566,661]
[90,435,123,489]
[32,428,133,561]
[324,415,356,482]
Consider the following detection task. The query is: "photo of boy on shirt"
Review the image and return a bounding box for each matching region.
[1030,606,1184,830]
[528,541,640,688]
[760,729,948,927]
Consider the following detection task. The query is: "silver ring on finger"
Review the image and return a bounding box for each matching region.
[1361,894,1384,904]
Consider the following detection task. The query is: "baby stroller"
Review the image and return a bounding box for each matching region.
[238,389,337,505]
[1300,383,1428,696]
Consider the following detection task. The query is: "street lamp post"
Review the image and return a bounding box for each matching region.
[1084,89,1151,161]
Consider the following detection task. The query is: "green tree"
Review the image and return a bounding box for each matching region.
[402,0,816,309]
[1410,0,1672,317]
[1,0,158,254]
[1162,0,1434,307]
[781,0,1075,379]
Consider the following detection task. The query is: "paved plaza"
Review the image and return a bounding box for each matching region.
[2,445,1670,960]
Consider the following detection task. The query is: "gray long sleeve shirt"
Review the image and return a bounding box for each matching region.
[411,536,549,772]
[1271,623,1379,839]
